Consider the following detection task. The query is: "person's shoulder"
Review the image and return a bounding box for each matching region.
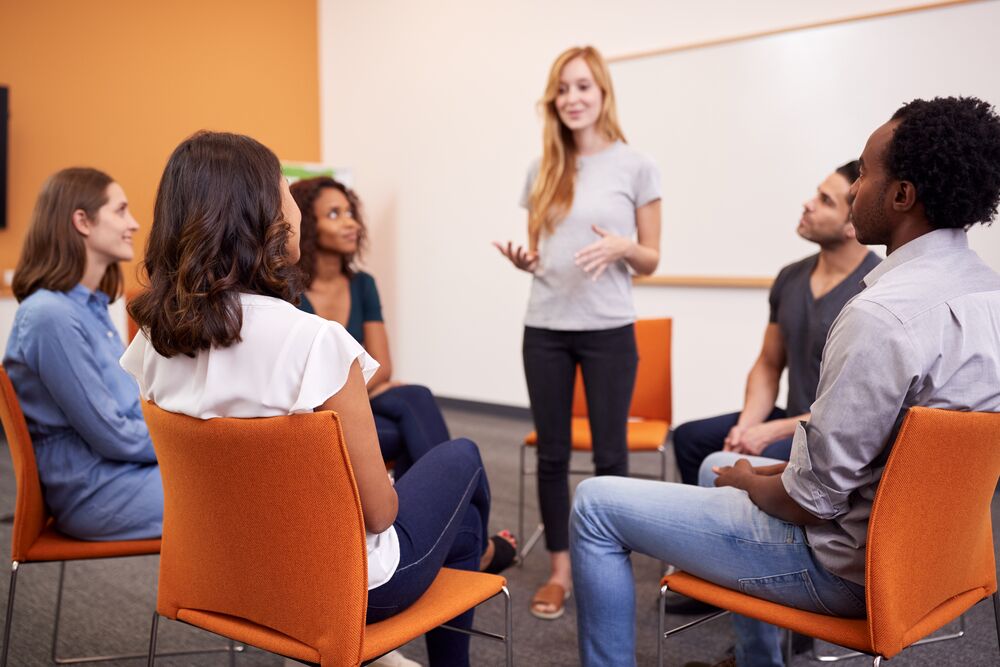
[861,251,882,271]
[774,253,818,284]
[353,270,377,287]
[17,289,80,328]
[616,141,657,168]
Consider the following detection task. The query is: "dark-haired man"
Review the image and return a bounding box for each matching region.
[570,96,1000,667]
[672,161,880,488]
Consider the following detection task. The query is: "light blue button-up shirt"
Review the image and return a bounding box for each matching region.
[3,284,162,540]
[782,229,1000,586]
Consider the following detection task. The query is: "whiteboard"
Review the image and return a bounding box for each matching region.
[611,0,1000,278]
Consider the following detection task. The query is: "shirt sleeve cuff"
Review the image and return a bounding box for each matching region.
[781,421,845,520]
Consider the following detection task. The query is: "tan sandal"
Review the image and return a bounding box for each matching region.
[530,582,571,620]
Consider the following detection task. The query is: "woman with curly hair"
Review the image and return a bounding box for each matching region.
[123,131,512,667]
[3,167,161,540]
[289,177,451,481]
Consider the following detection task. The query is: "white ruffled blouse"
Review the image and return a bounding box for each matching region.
[120,292,398,589]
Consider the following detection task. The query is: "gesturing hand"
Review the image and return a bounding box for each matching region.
[492,241,540,274]
[574,225,633,280]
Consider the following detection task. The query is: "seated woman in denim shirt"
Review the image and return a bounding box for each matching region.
[3,167,161,541]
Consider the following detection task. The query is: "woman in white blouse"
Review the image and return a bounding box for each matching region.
[123,131,510,667]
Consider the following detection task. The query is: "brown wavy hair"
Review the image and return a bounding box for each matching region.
[529,46,625,242]
[129,131,303,357]
[12,167,123,302]
[289,176,367,285]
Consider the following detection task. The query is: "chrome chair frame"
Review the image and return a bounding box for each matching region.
[2,557,239,665]
[147,585,514,666]
[656,582,998,667]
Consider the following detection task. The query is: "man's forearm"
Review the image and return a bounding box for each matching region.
[739,364,782,425]
[745,474,827,526]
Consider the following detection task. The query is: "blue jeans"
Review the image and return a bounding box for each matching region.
[673,408,793,485]
[371,384,451,479]
[366,438,490,667]
[570,451,866,667]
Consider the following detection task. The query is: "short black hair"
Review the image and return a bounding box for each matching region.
[887,96,1000,229]
[835,160,860,185]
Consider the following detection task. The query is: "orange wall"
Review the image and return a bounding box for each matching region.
[0,0,320,290]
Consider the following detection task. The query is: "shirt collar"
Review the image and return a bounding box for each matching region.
[67,283,110,307]
[862,228,968,288]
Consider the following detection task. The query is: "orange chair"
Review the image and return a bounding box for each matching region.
[0,366,235,665]
[657,407,1000,666]
[142,402,512,667]
[518,318,673,559]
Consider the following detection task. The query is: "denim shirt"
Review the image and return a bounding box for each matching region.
[3,284,161,540]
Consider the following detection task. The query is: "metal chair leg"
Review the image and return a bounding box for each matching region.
[657,584,667,667]
[812,614,967,662]
[51,561,67,662]
[147,612,159,666]
[1,562,20,667]
[872,657,881,666]
[993,591,1000,654]
[503,585,513,667]
[784,628,793,666]
[518,443,525,566]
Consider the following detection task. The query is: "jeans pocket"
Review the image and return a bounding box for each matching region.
[738,569,836,616]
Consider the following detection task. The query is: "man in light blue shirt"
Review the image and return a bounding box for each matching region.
[569,96,1000,667]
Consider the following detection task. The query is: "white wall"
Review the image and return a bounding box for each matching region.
[317,0,955,423]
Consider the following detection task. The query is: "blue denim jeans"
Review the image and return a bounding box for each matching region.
[673,408,793,485]
[371,384,451,479]
[570,452,866,667]
[367,438,490,667]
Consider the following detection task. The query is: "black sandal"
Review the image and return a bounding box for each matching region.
[483,533,518,574]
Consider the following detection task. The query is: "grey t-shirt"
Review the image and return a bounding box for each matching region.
[769,251,882,416]
[519,141,661,331]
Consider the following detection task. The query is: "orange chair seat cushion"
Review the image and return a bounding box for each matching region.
[525,418,669,451]
[175,568,506,664]
[663,572,873,654]
[22,524,160,563]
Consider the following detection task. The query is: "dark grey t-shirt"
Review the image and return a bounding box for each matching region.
[768,251,882,416]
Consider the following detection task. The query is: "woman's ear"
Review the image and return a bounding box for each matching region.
[71,209,92,237]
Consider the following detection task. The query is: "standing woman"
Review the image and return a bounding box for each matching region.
[494,45,662,620]
[3,168,161,541]
[290,177,451,479]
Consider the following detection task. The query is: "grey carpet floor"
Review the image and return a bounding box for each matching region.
[0,404,997,666]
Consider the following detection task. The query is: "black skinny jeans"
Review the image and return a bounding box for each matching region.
[522,324,638,552]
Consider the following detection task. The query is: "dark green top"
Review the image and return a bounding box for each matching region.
[297,271,382,345]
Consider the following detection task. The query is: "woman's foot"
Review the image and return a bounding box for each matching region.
[480,530,518,573]
[530,580,572,620]
[531,550,573,619]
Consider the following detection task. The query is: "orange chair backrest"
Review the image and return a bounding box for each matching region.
[571,318,672,423]
[865,407,1000,657]
[142,402,370,667]
[0,365,50,562]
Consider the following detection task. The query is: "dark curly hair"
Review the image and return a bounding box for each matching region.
[887,96,1000,229]
[289,176,367,286]
[129,131,303,357]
